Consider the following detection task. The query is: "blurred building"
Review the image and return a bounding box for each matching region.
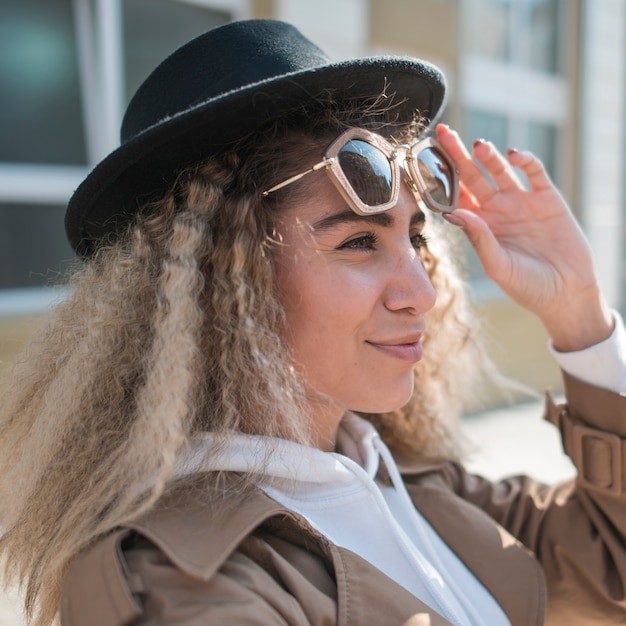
[1,0,624,402]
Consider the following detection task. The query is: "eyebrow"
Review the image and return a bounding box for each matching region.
[311,208,426,232]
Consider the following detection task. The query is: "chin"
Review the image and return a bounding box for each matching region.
[350,384,415,415]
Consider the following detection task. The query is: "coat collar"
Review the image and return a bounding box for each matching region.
[127,473,456,625]
[127,473,294,580]
[127,467,545,626]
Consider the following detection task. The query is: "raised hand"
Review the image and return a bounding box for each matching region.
[436,124,613,352]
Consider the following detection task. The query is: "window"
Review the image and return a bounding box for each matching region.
[465,0,561,74]
[0,0,86,164]
[0,203,74,289]
[463,111,557,181]
[123,0,230,102]
[0,0,247,309]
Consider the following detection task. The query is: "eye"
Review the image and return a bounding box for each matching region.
[338,232,378,250]
[410,232,429,250]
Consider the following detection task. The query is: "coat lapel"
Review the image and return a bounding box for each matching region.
[401,472,546,626]
[329,545,454,626]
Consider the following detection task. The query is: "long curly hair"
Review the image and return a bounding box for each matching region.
[0,92,486,625]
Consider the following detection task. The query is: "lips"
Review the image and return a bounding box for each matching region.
[367,333,424,362]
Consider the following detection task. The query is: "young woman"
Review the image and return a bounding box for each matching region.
[1,19,625,626]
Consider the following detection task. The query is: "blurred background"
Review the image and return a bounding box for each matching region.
[2,1,623,622]
[1,0,625,404]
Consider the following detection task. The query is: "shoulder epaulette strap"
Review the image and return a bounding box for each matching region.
[545,391,626,497]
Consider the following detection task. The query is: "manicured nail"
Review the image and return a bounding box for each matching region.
[443,212,465,229]
[507,148,519,156]
[473,138,486,150]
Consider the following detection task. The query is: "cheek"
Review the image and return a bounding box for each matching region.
[279,259,342,335]
[275,256,366,364]
[278,251,375,326]
[274,253,415,413]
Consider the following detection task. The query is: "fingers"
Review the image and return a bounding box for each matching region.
[458,186,479,211]
[436,124,550,199]
[442,209,504,279]
[506,148,553,192]
[436,125,498,205]
[473,139,523,193]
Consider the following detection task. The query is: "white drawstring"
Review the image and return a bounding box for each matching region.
[331,444,472,626]
[372,434,489,626]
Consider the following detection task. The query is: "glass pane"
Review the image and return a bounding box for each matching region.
[464,0,560,75]
[0,204,74,289]
[123,0,231,103]
[527,120,557,181]
[527,0,560,73]
[464,0,511,62]
[464,109,508,158]
[0,0,86,164]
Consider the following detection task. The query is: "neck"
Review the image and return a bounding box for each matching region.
[305,396,346,452]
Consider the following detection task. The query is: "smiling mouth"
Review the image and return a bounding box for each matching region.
[367,340,423,362]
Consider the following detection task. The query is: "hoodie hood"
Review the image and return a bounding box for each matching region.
[175,412,382,491]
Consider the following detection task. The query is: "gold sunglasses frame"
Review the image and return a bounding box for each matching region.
[262,127,459,216]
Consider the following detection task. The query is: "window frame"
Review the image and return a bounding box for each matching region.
[0,0,251,316]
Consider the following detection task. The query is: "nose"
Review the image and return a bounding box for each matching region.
[381,183,438,315]
[383,242,437,315]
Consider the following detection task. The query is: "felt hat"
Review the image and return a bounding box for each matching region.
[65,19,447,257]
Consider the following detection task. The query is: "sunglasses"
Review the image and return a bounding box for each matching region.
[262,127,459,215]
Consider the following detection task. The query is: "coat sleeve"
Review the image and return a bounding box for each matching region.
[442,372,626,621]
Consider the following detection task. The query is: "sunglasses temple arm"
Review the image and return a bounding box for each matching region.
[262,159,332,196]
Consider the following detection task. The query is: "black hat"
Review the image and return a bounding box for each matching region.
[65,19,447,257]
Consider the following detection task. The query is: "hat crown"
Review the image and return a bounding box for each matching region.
[67,18,447,257]
[121,19,329,143]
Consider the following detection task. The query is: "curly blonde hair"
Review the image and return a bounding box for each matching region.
[0,93,485,625]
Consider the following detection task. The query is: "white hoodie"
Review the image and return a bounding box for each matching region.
[176,413,510,626]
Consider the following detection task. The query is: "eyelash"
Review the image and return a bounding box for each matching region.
[339,232,429,251]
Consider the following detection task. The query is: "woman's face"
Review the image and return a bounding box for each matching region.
[273,171,437,441]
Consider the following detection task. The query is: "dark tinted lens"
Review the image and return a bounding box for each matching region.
[416,147,453,206]
[337,140,393,206]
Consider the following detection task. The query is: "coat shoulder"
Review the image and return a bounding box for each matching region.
[60,475,337,626]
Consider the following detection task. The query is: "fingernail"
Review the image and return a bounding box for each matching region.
[507,147,519,155]
[443,212,465,229]
[473,138,486,149]
[437,123,450,131]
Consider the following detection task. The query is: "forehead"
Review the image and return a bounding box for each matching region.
[310,207,426,232]
[275,171,425,231]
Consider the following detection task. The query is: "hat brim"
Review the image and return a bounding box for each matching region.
[66,56,446,257]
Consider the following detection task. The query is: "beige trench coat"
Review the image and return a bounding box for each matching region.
[61,372,626,625]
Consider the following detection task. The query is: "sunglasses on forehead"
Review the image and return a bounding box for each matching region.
[262,127,459,216]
